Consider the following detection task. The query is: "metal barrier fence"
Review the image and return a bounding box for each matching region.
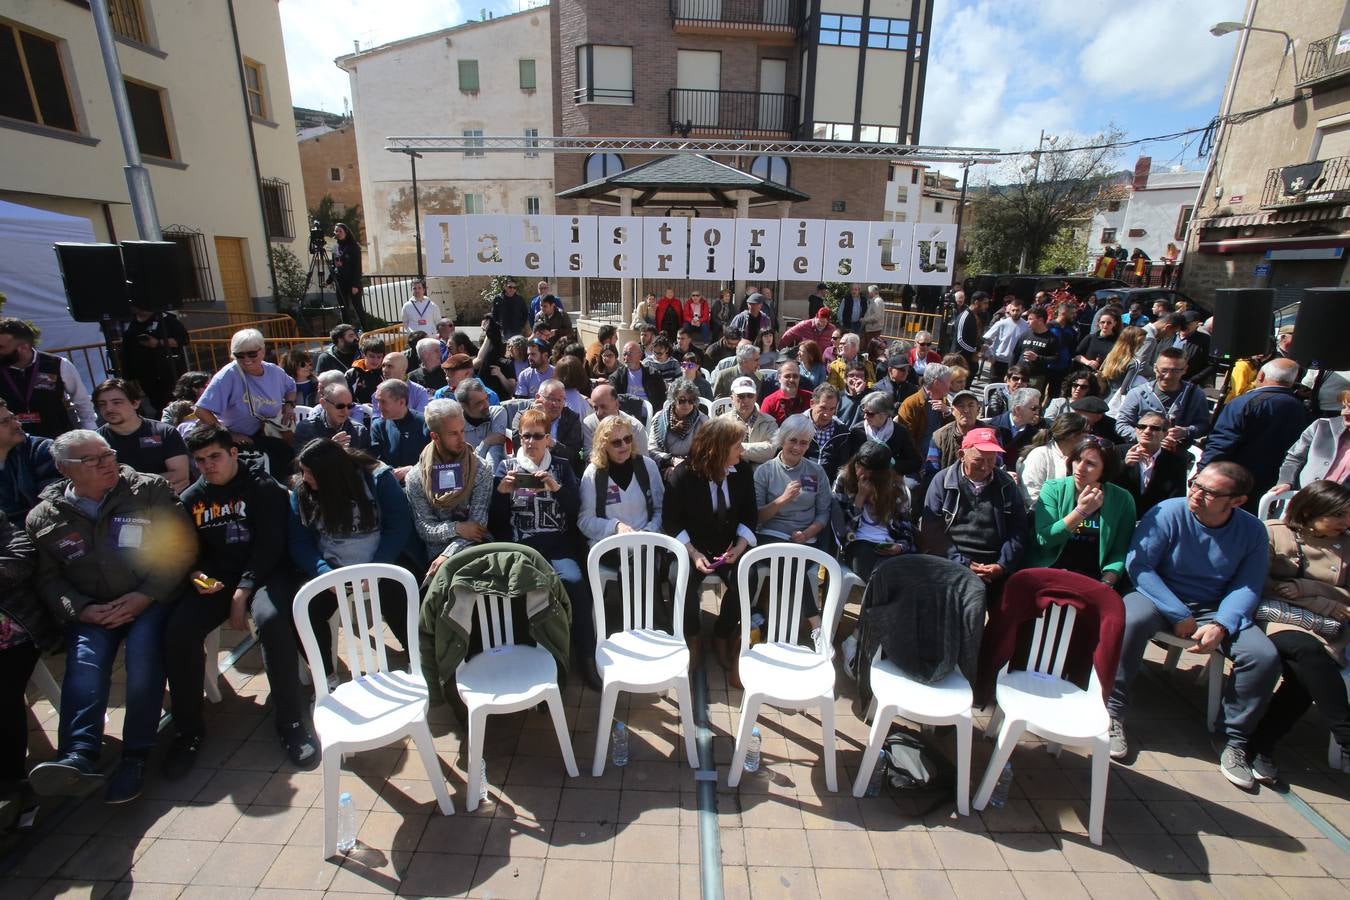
[880,305,944,344]
[361,275,420,325]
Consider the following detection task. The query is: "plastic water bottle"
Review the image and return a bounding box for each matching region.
[864,750,890,798]
[987,763,1014,808]
[479,759,490,803]
[335,791,356,852]
[611,721,630,767]
[749,612,766,645]
[743,726,762,773]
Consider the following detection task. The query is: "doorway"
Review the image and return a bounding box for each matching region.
[214,236,252,316]
[676,50,721,128]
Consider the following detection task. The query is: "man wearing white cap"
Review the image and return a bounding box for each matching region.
[722,376,778,465]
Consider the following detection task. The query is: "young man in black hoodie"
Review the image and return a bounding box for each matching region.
[161,426,318,777]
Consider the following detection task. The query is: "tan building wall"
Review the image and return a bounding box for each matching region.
[299,124,363,221]
[1183,0,1350,307]
[0,0,307,312]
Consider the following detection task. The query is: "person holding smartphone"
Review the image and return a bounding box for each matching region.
[488,408,596,686]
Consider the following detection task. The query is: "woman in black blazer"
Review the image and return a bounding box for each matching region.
[664,416,758,687]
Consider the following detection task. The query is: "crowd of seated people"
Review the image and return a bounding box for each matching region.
[2,282,1346,839]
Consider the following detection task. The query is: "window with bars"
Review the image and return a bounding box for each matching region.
[243,58,267,119]
[260,178,294,240]
[329,167,341,182]
[458,59,480,93]
[124,79,173,159]
[161,226,215,304]
[108,0,151,45]
[0,23,78,132]
[463,129,485,157]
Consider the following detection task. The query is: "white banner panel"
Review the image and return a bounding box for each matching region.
[513,215,555,276]
[865,221,912,284]
[776,218,824,281]
[909,222,957,285]
[552,215,598,277]
[424,215,469,276]
[464,215,513,275]
[689,219,735,280]
[598,216,642,277]
[820,220,871,281]
[735,218,781,283]
[642,217,689,278]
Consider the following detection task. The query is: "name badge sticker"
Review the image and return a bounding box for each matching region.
[433,463,463,492]
[110,514,151,550]
[801,475,818,493]
[605,483,623,505]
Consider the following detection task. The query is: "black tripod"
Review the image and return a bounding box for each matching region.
[299,222,356,325]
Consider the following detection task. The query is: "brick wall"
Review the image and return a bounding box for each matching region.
[298,125,363,219]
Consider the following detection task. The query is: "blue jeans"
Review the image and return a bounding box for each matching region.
[60,600,172,759]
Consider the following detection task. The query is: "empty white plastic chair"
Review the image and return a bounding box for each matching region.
[852,648,973,814]
[587,532,699,775]
[727,544,843,791]
[293,563,454,857]
[1151,630,1224,733]
[973,601,1111,846]
[456,586,579,811]
[203,627,223,703]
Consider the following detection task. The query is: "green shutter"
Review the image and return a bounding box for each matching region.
[519,58,536,90]
[458,59,479,92]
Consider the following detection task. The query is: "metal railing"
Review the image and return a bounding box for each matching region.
[108,0,150,44]
[1300,32,1350,86]
[1088,258,1182,288]
[359,274,421,327]
[880,305,944,345]
[668,88,798,135]
[670,0,801,29]
[1260,155,1350,208]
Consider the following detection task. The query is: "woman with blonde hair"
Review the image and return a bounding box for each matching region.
[578,414,663,543]
[1100,325,1148,413]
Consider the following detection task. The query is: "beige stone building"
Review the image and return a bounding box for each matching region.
[1184,0,1350,308]
[0,0,307,314]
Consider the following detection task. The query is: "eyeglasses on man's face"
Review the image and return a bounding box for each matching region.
[66,450,117,468]
[1187,477,1239,500]
[1136,423,1165,433]
[325,400,356,410]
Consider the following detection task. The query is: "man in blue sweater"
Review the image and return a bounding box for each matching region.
[1109,461,1276,789]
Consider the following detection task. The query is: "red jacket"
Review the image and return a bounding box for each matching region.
[907,347,942,368]
[781,319,834,347]
[760,388,813,424]
[975,568,1125,705]
[683,297,710,327]
[655,297,684,334]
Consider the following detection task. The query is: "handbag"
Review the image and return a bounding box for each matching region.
[1255,598,1344,639]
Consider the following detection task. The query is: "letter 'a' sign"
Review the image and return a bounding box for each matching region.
[425,215,951,282]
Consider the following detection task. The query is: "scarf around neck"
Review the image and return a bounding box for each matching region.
[864,417,895,444]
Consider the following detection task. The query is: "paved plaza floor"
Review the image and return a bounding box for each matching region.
[6,586,1350,899]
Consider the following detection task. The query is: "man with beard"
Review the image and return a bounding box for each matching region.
[0,318,95,438]
[315,323,360,374]
[406,399,494,578]
[455,378,508,468]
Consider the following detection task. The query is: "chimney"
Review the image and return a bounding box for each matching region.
[1133,156,1151,191]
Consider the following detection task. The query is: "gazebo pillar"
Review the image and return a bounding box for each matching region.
[732,189,751,301]
[618,188,638,326]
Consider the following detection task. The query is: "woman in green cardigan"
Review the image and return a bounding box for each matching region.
[1028,436,1137,589]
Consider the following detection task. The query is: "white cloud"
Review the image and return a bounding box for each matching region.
[280,0,512,113]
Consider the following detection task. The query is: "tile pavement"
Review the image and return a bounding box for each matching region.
[6,588,1350,898]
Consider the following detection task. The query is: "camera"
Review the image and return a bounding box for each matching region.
[308,220,326,255]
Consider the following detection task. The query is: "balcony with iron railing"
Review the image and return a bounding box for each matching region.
[668,88,798,136]
[670,0,802,40]
[1299,31,1350,88]
[1261,155,1350,209]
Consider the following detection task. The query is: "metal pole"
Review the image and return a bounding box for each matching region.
[225,0,277,301]
[1018,129,1045,274]
[953,163,970,283]
[408,151,424,279]
[89,0,160,240]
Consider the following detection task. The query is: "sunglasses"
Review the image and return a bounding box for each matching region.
[916,342,933,347]
[675,397,696,404]
[1136,423,1165,433]
[680,362,697,369]
[325,401,356,410]
[234,350,261,360]
[608,434,634,448]
[520,431,548,441]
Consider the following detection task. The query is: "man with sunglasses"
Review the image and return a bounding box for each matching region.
[1113,411,1187,516]
[489,279,530,338]
[1110,462,1276,789]
[294,383,370,450]
[26,430,195,805]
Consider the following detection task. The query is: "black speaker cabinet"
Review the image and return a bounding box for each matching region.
[1291,288,1350,370]
[53,243,129,322]
[120,240,184,311]
[1209,288,1274,359]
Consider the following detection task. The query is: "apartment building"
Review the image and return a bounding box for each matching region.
[1183,0,1350,306]
[0,0,307,314]
[550,0,934,277]
[337,9,556,274]
[1086,157,1201,264]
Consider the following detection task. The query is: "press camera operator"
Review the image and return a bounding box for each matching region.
[120,302,189,414]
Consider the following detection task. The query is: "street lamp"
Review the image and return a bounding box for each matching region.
[1209,21,1296,63]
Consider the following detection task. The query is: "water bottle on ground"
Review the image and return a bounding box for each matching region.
[335,791,356,852]
[612,721,630,767]
[864,749,890,797]
[743,726,762,773]
[987,762,1014,808]
[479,759,490,802]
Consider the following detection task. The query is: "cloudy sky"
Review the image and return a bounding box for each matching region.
[282,0,1245,173]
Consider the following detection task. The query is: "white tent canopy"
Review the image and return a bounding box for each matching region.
[0,200,110,388]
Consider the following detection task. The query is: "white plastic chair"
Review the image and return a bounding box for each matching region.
[972,601,1111,846]
[640,398,654,425]
[852,648,973,814]
[700,367,712,384]
[203,627,224,703]
[727,544,843,791]
[1151,630,1225,733]
[696,397,713,417]
[27,659,61,707]
[710,396,735,418]
[1187,443,1203,473]
[455,586,579,811]
[293,563,454,857]
[982,382,1007,417]
[587,533,699,775]
[1257,490,1289,522]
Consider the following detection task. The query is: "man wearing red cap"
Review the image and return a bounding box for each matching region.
[920,426,1028,594]
[780,308,837,348]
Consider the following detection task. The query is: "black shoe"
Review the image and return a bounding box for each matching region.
[161,733,203,781]
[104,756,147,805]
[28,754,102,797]
[280,722,320,769]
[583,659,603,692]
